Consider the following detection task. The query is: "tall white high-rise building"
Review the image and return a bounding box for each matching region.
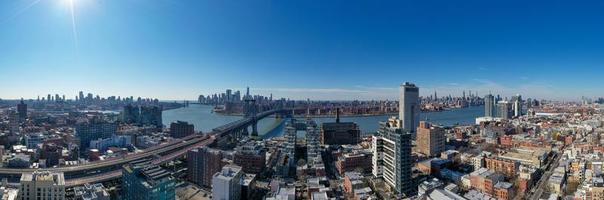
[212,165,243,200]
[19,171,66,200]
[512,94,522,117]
[399,82,420,137]
[372,117,414,196]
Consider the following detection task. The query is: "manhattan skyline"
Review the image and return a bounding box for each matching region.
[1,0,604,100]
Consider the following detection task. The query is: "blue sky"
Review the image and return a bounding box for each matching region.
[1,0,603,100]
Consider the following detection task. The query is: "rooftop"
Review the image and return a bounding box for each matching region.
[494,181,513,189]
[429,189,466,200]
[215,165,242,180]
[20,170,65,185]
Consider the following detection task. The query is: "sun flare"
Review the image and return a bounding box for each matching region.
[64,0,78,49]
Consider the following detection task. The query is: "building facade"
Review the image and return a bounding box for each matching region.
[399,82,420,137]
[75,120,117,152]
[320,122,361,145]
[234,142,266,174]
[73,183,110,200]
[497,101,513,120]
[140,106,163,128]
[170,121,195,138]
[187,147,224,188]
[212,165,243,200]
[484,158,519,177]
[484,94,495,117]
[122,104,141,124]
[19,171,66,200]
[17,99,27,122]
[416,121,445,157]
[336,151,372,175]
[122,162,175,200]
[320,109,361,145]
[372,117,414,196]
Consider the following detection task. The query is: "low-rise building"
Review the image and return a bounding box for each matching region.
[234,141,266,174]
[343,172,369,199]
[0,187,18,200]
[499,148,549,168]
[484,157,519,177]
[494,181,514,200]
[428,189,466,200]
[469,168,504,195]
[517,165,538,192]
[336,150,372,175]
[548,166,566,195]
[320,111,361,145]
[418,178,443,197]
[73,183,110,200]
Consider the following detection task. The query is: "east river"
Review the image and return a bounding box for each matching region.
[163,104,484,138]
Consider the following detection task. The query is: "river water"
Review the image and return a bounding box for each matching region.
[163,104,484,137]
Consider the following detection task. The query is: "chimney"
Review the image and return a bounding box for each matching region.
[336,108,340,123]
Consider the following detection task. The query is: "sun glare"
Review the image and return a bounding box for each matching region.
[63,0,78,49]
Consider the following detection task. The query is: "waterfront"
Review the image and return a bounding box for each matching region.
[163,104,484,136]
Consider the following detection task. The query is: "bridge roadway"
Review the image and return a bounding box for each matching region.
[65,135,217,187]
[0,109,285,186]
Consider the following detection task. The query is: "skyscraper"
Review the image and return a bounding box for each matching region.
[526,98,533,110]
[372,117,413,196]
[484,94,495,117]
[226,89,232,102]
[497,101,513,119]
[511,94,522,117]
[399,82,420,137]
[17,99,27,122]
[245,87,250,99]
[122,104,141,124]
[234,91,241,102]
[139,106,163,128]
[79,91,85,102]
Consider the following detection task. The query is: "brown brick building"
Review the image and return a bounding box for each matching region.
[187,147,224,187]
[416,121,445,157]
[336,151,372,175]
[485,157,519,177]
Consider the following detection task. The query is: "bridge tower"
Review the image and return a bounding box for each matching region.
[241,126,249,136]
[244,98,258,137]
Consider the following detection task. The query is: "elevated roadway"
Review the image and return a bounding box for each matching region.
[0,109,286,186]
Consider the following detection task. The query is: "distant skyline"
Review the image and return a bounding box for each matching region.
[1,0,604,101]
